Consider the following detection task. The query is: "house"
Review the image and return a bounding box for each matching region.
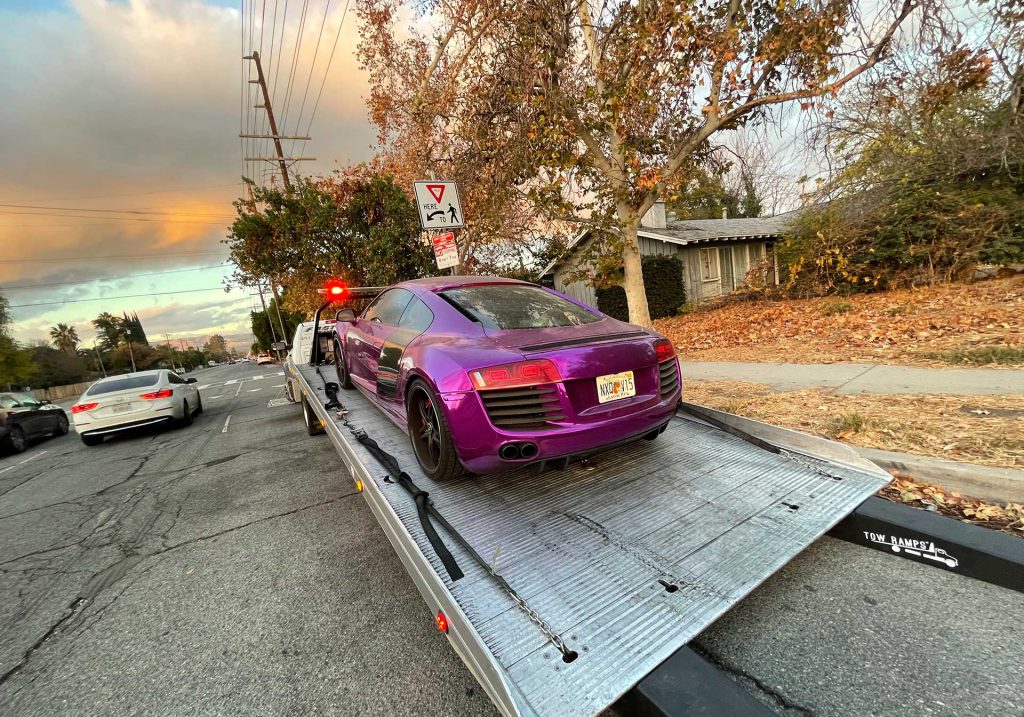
[538,202,795,307]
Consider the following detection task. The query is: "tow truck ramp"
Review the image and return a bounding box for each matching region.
[295,363,891,717]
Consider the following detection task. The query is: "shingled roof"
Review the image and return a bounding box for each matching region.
[539,211,797,278]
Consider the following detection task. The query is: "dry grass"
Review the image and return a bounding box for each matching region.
[879,475,1023,538]
[655,275,1024,367]
[682,380,1024,469]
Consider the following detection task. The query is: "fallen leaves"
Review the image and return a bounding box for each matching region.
[682,380,1024,468]
[655,275,1024,366]
[879,474,1024,537]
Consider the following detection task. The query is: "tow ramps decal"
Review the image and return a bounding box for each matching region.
[863,531,959,568]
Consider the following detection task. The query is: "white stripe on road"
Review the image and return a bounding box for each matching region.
[197,384,211,390]
[224,379,238,385]
[273,384,285,388]
[221,414,231,433]
[0,449,49,475]
[208,395,223,400]
[233,382,244,397]
[250,375,264,381]
[247,388,261,392]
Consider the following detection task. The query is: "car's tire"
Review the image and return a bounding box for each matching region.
[179,400,193,427]
[5,425,27,453]
[195,394,203,415]
[81,433,103,446]
[406,379,466,482]
[53,414,70,436]
[302,395,325,436]
[332,338,354,390]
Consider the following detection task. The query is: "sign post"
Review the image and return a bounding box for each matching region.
[414,180,464,273]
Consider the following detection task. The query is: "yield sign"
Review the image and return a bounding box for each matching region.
[412,180,464,230]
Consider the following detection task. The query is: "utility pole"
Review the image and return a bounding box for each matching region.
[126,334,137,373]
[268,283,290,344]
[241,51,314,191]
[93,343,107,378]
[256,284,281,359]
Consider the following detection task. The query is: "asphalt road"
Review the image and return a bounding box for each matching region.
[1,361,1021,716]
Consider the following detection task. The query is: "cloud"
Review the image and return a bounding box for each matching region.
[1,0,374,342]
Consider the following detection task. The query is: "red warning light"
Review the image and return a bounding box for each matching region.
[323,279,347,300]
[435,611,449,634]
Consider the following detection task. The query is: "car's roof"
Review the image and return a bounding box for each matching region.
[396,275,533,292]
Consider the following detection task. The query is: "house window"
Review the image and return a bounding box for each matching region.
[699,247,720,281]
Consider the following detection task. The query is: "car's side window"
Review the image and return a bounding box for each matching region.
[363,289,413,326]
[12,394,38,406]
[168,373,185,385]
[398,297,434,333]
[0,395,19,409]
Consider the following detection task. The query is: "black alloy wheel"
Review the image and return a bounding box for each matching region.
[406,380,465,481]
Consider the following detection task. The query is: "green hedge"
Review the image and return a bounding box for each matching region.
[595,255,685,321]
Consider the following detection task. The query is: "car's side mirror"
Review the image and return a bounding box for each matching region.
[39,399,50,405]
[335,308,356,322]
[271,340,290,351]
[187,377,198,384]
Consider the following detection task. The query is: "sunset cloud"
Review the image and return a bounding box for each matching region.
[1,0,374,344]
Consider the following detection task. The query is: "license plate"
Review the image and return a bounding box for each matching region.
[113,404,132,413]
[596,371,636,404]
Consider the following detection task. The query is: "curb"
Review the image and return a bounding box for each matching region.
[829,496,1023,593]
[855,446,1024,505]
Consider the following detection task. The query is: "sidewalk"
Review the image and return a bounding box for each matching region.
[679,361,1024,396]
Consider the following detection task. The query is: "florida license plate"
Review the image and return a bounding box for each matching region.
[596,371,636,404]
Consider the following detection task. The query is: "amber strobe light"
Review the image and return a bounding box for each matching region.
[322,279,347,300]
[435,611,449,634]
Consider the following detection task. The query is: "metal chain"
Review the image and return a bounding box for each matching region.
[779,447,847,482]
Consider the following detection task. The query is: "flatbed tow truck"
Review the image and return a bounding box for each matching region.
[278,296,917,717]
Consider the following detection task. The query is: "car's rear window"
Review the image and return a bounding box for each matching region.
[441,285,600,329]
[86,375,160,396]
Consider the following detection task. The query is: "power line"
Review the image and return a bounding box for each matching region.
[300,0,350,156]
[8,287,231,308]
[0,264,230,291]
[279,0,311,142]
[0,251,226,264]
[289,0,332,157]
[0,203,235,218]
[15,183,242,204]
[0,211,232,226]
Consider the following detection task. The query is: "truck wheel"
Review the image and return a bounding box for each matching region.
[406,379,466,482]
[333,339,354,390]
[302,395,325,436]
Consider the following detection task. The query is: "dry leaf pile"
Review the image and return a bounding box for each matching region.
[879,475,1023,537]
[655,275,1024,366]
[683,380,1024,468]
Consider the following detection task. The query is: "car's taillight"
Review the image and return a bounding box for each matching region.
[470,359,561,391]
[139,389,173,400]
[71,403,98,414]
[654,338,676,363]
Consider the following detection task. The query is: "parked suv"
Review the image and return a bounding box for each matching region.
[0,392,70,453]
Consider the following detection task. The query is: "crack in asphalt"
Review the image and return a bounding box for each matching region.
[0,492,355,693]
[691,644,816,716]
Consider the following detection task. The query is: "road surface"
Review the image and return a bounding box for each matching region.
[1,361,1021,716]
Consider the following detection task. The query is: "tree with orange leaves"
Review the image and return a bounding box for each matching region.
[357,0,952,327]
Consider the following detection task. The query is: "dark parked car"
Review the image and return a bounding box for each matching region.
[0,393,70,453]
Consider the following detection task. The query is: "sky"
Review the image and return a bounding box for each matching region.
[0,0,374,350]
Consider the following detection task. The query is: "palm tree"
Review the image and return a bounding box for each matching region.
[49,323,80,353]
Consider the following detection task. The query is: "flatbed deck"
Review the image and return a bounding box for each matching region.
[294,362,891,717]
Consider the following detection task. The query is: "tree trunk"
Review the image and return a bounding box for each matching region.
[620,221,652,328]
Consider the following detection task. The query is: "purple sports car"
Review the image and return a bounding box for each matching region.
[331,276,681,480]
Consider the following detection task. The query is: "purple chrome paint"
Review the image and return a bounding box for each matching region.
[335,276,680,474]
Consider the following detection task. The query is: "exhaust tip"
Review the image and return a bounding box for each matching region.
[519,442,539,460]
[499,443,521,460]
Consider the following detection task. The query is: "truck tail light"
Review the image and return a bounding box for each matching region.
[470,359,561,391]
[71,403,98,414]
[654,338,676,363]
[140,389,173,400]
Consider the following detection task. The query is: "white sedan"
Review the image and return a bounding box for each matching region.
[72,370,201,446]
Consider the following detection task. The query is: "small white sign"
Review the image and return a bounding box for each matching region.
[413,180,464,229]
[432,231,459,270]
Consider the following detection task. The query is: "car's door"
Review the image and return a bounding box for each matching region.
[377,297,435,406]
[168,372,196,407]
[9,394,45,437]
[348,289,414,390]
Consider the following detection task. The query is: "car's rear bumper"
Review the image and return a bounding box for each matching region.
[78,415,175,437]
[440,379,681,474]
